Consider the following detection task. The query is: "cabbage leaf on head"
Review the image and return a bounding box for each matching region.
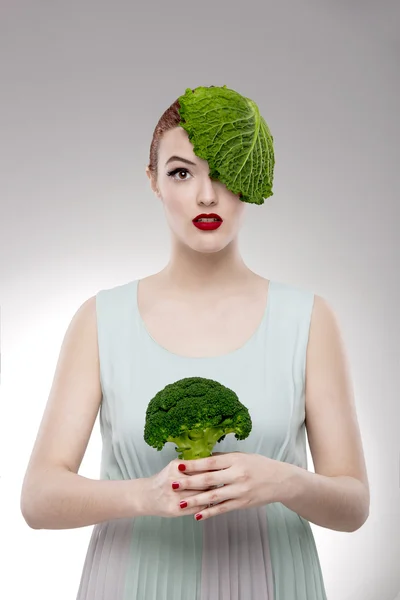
[178,85,274,205]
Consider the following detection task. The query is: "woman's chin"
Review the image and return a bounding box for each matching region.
[174,230,234,254]
[191,240,229,254]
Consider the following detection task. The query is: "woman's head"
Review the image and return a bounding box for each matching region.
[146,95,246,255]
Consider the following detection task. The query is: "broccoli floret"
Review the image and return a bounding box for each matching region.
[144,376,252,459]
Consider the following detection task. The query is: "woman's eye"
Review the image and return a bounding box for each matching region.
[166,168,192,182]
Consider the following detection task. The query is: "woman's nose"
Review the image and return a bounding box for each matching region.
[199,198,217,207]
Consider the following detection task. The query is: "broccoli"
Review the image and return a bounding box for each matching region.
[144,376,252,459]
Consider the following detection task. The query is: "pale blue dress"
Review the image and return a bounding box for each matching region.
[77,278,327,599]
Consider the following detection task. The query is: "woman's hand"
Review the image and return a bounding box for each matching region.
[144,458,214,518]
[171,452,294,521]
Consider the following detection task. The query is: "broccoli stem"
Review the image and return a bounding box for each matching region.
[167,426,236,460]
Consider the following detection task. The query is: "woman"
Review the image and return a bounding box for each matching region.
[20,85,370,600]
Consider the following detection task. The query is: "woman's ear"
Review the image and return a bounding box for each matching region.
[146,167,161,199]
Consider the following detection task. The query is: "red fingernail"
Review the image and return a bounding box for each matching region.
[195,513,203,521]
[172,482,180,490]
[178,464,186,471]
[179,501,188,509]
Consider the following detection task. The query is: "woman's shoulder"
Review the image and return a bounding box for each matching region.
[95,278,137,297]
[268,276,314,295]
[270,280,338,339]
[268,277,317,308]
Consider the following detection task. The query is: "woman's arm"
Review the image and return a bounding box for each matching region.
[22,470,148,530]
[281,294,370,532]
[279,463,369,532]
[20,297,147,530]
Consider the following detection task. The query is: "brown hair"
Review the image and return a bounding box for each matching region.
[147,86,216,182]
[147,97,183,182]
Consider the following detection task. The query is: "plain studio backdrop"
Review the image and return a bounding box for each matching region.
[0,1,399,599]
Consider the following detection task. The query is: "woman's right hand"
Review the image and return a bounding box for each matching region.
[144,458,212,518]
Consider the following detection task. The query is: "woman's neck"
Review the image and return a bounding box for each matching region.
[160,240,254,295]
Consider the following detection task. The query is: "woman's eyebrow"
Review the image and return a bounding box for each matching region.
[165,155,197,167]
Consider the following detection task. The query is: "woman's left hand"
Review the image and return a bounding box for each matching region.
[172,452,295,521]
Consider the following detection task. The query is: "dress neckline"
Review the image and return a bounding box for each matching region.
[132,278,273,361]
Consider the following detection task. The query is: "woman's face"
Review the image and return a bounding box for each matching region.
[146,127,246,254]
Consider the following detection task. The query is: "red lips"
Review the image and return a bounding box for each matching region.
[192,213,223,222]
[192,213,223,231]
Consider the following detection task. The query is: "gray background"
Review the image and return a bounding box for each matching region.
[0,1,399,599]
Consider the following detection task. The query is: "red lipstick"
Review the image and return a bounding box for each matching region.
[192,213,223,231]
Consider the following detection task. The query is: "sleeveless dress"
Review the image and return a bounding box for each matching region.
[77,278,328,600]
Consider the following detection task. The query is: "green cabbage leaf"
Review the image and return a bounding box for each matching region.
[178,85,274,205]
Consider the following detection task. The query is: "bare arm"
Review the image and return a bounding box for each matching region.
[280,295,370,532]
[20,296,147,530]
